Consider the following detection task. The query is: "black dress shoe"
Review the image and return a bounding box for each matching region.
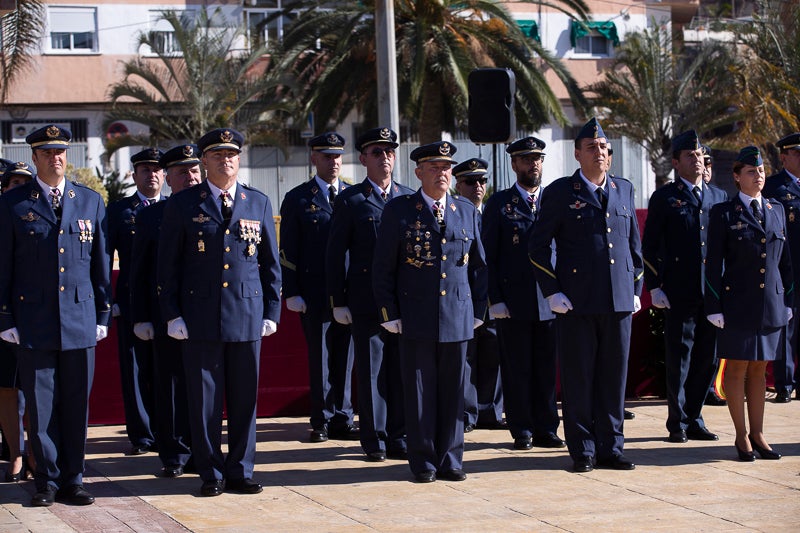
[686,427,719,441]
[200,479,225,497]
[437,469,467,482]
[309,428,328,443]
[748,435,782,460]
[31,486,56,507]
[226,478,263,494]
[161,465,184,478]
[705,394,727,406]
[775,390,792,403]
[414,470,436,483]
[513,437,533,450]
[366,451,387,462]
[532,432,566,448]
[386,449,408,461]
[573,458,593,473]
[476,419,508,430]
[129,444,152,456]
[735,442,755,462]
[56,484,95,505]
[328,425,360,440]
[624,410,635,420]
[464,423,475,433]
[668,430,688,443]
[596,454,635,470]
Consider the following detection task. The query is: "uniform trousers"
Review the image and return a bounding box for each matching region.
[773,311,798,393]
[663,303,717,433]
[496,318,559,439]
[464,322,504,427]
[399,338,467,475]
[182,339,260,482]
[557,313,630,462]
[153,335,191,468]
[17,347,94,491]
[115,316,155,448]
[351,314,405,454]
[299,311,354,431]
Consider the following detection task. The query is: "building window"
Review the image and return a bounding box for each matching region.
[244,1,298,49]
[48,7,97,52]
[148,11,185,55]
[570,20,619,57]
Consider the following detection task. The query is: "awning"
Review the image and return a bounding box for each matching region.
[517,20,541,43]
[570,20,620,47]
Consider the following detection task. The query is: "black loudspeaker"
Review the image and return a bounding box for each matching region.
[468,68,516,144]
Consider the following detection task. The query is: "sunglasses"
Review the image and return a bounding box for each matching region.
[368,147,395,157]
[462,177,488,186]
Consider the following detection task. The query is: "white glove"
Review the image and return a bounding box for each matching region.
[261,319,277,337]
[706,313,725,329]
[488,302,511,319]
[286,296,307,313]
[167,317,189,340]
[381,319,402,334]
[133,322,155,341]
[0,327,20,344]
[787,307,793,322]
[96,325,108,342]
[473,318,484,329]
[333,306,353,325]
[633,295,642,314]
[547,292,574,314]
[112,303,121,318]
[650,288,671,309]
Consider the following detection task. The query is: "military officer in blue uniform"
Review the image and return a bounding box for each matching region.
[763,132,800,403]
[157,128,281,497]
[280,132,356,443]
[705,146,792,461]
[326,127,413,462]
[642,130,728,444]
[529,118,643,473]
[373,141,487,483]
[453,158,505,432]
[130,144,203,477]
[107,148,165,456]
[0,125,111,506]
[483,138,563,451]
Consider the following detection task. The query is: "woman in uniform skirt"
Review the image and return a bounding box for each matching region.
[705,146,792,461]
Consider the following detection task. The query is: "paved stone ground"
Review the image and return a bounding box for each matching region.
[1,397,798,532]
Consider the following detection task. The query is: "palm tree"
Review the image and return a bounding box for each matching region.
[587,23,738,188]
[104,9,294,153]
[274,0,590,143]
[0,0,45,103]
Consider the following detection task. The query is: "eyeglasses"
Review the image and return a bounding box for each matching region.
[462,177,488,186]
[368,148,395,157]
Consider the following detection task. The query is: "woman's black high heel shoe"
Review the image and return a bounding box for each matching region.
[3,461,26,482]
[748,435,781,460]
[735,441,755,462]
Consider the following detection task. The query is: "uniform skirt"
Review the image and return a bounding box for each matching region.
[717,324,784,361]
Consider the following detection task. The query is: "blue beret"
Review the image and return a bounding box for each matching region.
[671,130,702,153]
[308,132,346,154]
[453,158,489,179]
[197,128,244,154]
[575,117,605,141]
[736,145,763,167]
[131,147,164,167]
[25,124,71,150]
[160,144,201,169]
[506,136,546,157]
[355,127,398,152]
[410,141,458,165]
[776,133,800,151]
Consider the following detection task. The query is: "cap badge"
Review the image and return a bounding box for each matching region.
[469,160,479,170]
[46,125,61,138]
[526,138,536,148]
[327,133,339,145]
[379,128,391,140]
[439,143,451,156]
[220,130,234,143]
[183,145,194,157]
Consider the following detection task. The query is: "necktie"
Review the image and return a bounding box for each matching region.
[526,195,535,212]
[596,187,607,210]
[751,199,763,227]
[693,186,702,204]
[220,191,233,221]
[50,188,61,218]
[328,185,337,205]
[380,191,388,202]
[433,200,444,226]
[141,198,150,207]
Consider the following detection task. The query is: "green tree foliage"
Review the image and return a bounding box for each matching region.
[275,0,590,143]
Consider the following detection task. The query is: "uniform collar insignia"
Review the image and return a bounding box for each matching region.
[68,189,75,199]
